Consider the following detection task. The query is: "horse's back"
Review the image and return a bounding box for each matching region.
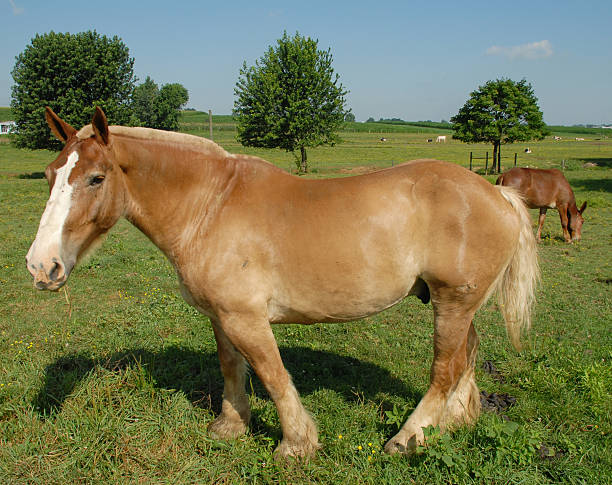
[497,167,571,208]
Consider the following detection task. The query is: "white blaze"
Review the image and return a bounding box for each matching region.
[27,151,79,264]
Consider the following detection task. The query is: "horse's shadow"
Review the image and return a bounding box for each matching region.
[18,172,46,179]
[34,346,420,432]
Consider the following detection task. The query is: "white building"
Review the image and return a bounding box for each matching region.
[0,121,16,135]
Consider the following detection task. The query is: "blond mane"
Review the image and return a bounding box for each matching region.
[77,125,228,158]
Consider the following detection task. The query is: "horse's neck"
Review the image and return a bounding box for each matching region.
[561,185,578,212]
[114,134,236,259]
[567,198,579,216]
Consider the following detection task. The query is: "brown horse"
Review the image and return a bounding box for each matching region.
[26,107,539,458]
[496,167,587,242]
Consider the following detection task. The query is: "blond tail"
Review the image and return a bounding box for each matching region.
[496,186,540,351]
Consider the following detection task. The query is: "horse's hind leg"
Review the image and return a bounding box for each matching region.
[438,320,480,430]
[208,321,251,439]
[385,291,482,454]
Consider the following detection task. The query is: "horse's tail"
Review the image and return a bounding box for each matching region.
[495,186,539,351]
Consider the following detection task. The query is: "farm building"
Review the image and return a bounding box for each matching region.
[0,121,16,135]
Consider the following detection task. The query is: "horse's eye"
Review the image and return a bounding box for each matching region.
[89,175,105,186]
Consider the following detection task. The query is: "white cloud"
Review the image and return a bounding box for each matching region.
[486,40,553,60]
[8,0,24,15]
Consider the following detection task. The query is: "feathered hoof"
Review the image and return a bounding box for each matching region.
[274,437,320,460]
[207,414,248,440]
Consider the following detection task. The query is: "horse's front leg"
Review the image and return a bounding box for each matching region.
[536,208,547,241]
[557,205,572,242]
[217,310,319,458]
[207,320,251,439]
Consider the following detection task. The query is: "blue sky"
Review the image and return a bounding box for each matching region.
[2,0,611,125]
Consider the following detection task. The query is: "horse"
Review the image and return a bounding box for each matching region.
[496,167,587,242]
[26,107,539,458]
[435,135,446,143]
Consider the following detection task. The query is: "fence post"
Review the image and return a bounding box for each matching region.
[514,153,517,167]
[208,110,213,141]
[469,152,473,171]
[485,152,488,174]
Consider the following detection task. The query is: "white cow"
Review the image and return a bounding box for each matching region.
[436,135,446,143]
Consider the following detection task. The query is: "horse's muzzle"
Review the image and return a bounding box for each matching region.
[26,258,68,291]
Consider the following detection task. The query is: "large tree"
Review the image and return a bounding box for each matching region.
[451,79,548,173]
[152,83,189,131]
[131,77,189,131]
[11,30,136,149]
[234,31,349,173]
[131,76,159,128]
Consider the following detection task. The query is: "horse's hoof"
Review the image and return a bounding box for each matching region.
[384,435,417,455]
[274,439,319,460]
[207,415,248,440]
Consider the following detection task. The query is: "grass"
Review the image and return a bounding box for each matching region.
[0,125,611,483]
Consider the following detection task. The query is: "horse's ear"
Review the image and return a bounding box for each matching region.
[45,107,76,143]
[92,107,110,145]
[579,201,587,214]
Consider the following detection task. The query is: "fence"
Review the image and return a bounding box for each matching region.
[469,152,517,174]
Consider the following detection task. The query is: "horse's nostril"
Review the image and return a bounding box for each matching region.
[49,261,63,281]
[35,280,48,290]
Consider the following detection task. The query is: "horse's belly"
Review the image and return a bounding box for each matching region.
[267,274,420,324]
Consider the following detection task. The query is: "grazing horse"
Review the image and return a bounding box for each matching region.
[436,135,446,143]
[26,108,538,458]
[496,167,587,242]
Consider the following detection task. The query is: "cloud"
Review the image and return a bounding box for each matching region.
[8,0,24,15]
[486,40,553,60]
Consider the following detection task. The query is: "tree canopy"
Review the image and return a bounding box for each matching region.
[234,31,349,173]
[131,76,159,128]
[11,30,136,149]
[131,77,189,131]
[451,78,548,173]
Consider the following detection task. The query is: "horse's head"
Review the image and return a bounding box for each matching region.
[568,201,587,242]
[26,107,125,290]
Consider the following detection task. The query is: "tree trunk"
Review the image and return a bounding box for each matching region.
[497,143,502,173]
[300,146,308,173]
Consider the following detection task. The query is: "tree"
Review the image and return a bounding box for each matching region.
[130,78,189,131]
[234,31,348,173]
[152,83,189,131]
[131,76,159,127]
[451,79,548,173]
[344,112,356,123]
[11,30,136,149]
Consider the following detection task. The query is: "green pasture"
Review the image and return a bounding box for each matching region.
[0,126,610,483]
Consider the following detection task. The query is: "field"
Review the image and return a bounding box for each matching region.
[0,118,610,483]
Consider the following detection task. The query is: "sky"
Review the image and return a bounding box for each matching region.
[2,0,611,125]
